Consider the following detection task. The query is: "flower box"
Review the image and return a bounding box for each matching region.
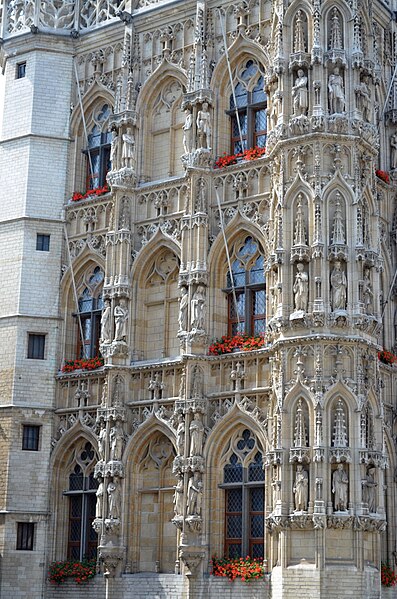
[378,350,397,366]
[215,146,266,169]
[209,334,267,355]
[375,170,390,184]
[70,185,110,203]
[61,356,104,373]
[211,555,267,582]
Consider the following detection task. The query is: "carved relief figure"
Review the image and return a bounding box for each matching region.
[330,261,347,310]
[362,467,377,512]
[187,471,203,516]
[96,479,104,518]
[109,420,124,461]
[293,464,308,511]
[332,463,349,511]
[97,422,106,461]
[328,68,345,114]
[173,475,184,517]
[196,102,211,149]
[176,413,185,455]
[293,263,309,311]
[110,130,120,168]
[363,268,373,314]
[121,127,135,168]
[114,299,128,341]
[107,479,121,519]
[178,286,189,332]
[191,284,206,330]
[100,299,112,344]
[356,77,371,122]
[182,109,193,154]
[292,69,308,116]
[391,134,397,169]
[189,412,204,457]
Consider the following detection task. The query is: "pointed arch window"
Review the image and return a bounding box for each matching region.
[225,237,266,336]
[229,60,267,154]
[76,266,104,358]
[63,442,98,560]
[221,429,265,559]
[84,104,112,189]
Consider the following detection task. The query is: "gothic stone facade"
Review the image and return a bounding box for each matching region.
[0,0,397,598]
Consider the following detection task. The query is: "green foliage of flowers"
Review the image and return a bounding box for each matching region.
[48,559,97,585]
[209,334,267,355]
[211,555,266,582]
[61,356,104,373]
[381,563,397,587]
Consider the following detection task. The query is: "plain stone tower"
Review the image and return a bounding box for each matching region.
[0,0,396,598]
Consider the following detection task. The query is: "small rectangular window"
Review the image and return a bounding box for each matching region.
[36,234,50,252]
[27,334,46,360]
[16,62,26,79]
[22,425,40,451]
[16,522,34,550]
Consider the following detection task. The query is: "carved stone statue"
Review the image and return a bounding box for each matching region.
[107,479,121,519]
[114,299,128,341]
[332,463,349,511]
[187,471,203,516]
[196,102,212,149]
[356,77,371,122]
[176,413,185,455]
[173,475,184,517]
[189,412,204,457]
[96,479,104,518]
[97,422,106,461]
[328,68,345,114]
[292,69,308,116]
[362,467,377,513]
[293,263,309,312]
[391,134,397,170]
[121,127,135,168]
[100,299,112,344]
[330,261,347,310]
[178,286,189,332]
[191,285,206,331]
[293,464,308,511]
[110,130,120,168]
[109,420,124,461]
[362,268,373,314]
[182,109,193,154]
[191,365,203,398]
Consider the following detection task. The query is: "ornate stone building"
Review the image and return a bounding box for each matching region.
[0,0,397,597]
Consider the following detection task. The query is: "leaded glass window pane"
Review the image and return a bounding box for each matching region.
[236,429,255,453]
[248,452,265,481]
[252,77,266,103]
[253,290,266,316]
[227,543,242,558]
[224,454,243,483]
[69,465,84,491]
[251,543,264,559]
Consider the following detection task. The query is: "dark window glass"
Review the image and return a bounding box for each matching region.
[16,522,34,550]
[27,334,45,359]
[36,234,50,252]
[22,425,40,451]
[85,104,111,189]
[16,62,26,79]
[76,268,104,359]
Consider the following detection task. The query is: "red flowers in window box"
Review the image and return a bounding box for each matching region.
[48,559,97,585]
[61,356,104,373]
[71,184,110,202]
[375,169,390,184]
[215,146,266,169]
[209,334,267,355]
[211,555,266,582]
[381,563,397,587]
[378,349,397,366]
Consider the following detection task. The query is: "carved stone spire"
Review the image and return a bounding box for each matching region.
[294,399,308,447]
[332,399,348,447]
[293,10,306,53]
[329,8,342,50]
[293,195,307,247]
[331,193,345,245]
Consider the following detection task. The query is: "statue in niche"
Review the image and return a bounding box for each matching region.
[100,299,112,344]
[178,286,189,332]
[189,412,204,457]
[292,69,308,116]
[293,263,309,312]
[390,134,397,169]
[191,284,206,331]
[109,420,124,461]
[293,464,309,511]
[196,102,212,149]
[96,479,104,518]
[107,479,121,519]
[97,422,106,461]
[114,298,128,341]
[191,365,203,398]
[270,90,282,129]
[182,109,193,154]
[328,68,345,114]
[356,76,371,122]
[110,130,120,168]
[332,463,349,511]
[121,127,135,168]
[362,268,373,314]
[362,467,377,513]
[187,471,203,516]
[330,261,347,311]
[176,413,185,455]
[173,474,184,517]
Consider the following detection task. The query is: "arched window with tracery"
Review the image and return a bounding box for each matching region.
[76,266,104,358]
[85,103,112,189]
[229,59,267,154]
[63,441,98,560]
[226,236,266,336]
[220,428,265,559]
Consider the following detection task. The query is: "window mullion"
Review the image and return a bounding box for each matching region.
[80,487,88,561]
